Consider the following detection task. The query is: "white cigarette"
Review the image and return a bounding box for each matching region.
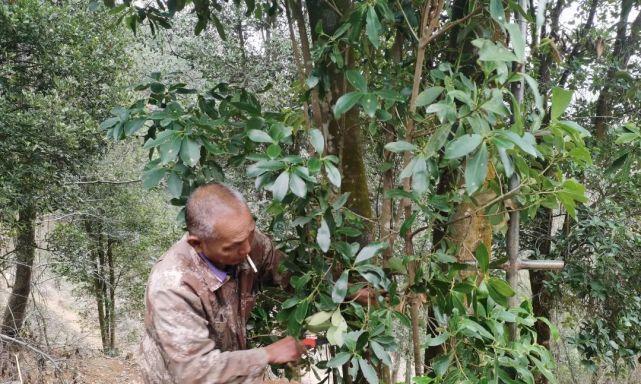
[246,255,258,273]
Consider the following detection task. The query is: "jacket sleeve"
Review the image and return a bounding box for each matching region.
[250,229,289,288]
[148,276,268,383]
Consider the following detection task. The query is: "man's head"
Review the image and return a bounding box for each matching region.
[185,183,256,267]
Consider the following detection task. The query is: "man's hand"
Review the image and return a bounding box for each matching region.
[264,336,306,364]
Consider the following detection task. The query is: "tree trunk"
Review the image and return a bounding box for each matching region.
[86,220,108,351]
[305,0,373,221]
[107,238,116,352]
[1,205,36,338]
[290,0,327,134]
[593,0,635,139]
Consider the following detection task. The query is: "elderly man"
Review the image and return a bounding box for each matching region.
[139,183,305,383]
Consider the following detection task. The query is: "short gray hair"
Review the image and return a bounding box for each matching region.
[185,183,247,240]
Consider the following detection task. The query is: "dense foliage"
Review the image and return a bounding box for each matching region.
[1,0,641,383]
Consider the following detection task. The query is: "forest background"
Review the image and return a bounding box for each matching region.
[1,0,641,383]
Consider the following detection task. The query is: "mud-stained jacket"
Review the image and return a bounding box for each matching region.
[138,231,286,384]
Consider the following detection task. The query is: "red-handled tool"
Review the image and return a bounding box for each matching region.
[302,335,328,348]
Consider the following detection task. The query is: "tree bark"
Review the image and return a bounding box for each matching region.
[530,211,554,384]
[289,0,325,132]
[305,0,374,220]
[593,0,635,139]
[107,238,116,352]
[1,205,36,338]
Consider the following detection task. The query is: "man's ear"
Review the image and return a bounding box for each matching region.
[186,234,202,249]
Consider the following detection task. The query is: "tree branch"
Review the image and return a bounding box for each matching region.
[419,6,482,49]
[0,334,59,369]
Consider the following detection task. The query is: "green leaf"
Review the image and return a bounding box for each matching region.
[495,131,539,157]
[266,144,282,159]
[426,125,451,157]
[167,173,183,198]
[325,161,342,188]
[384,140,416,153]
[307,311,332,326]
[292,216,312,227]
[310,129,324,154]
[247,117,264,130]
[159,135,182,164]
[557,120,591,138]
[289,172,307,198]
[425,332,449,347]
[366,6,382,48]
[488,277,516,298]
[317,218,331,252]
[460,318,493,339]
[272,171,290,202]
[359,358,379,384]
[416,86,444,107]
[465,142,488,195]
[474,243,490,273]
[615,132,639,144]
[142,167,166,189]
[210,13,227,40]
[355,242,388,264]
[331,310,348,330]
[308,157,322,174]
[433,354,452,377]
[294,300,309,323]
[124,118,146,135]
[489,0,506,25]
[143,129,177,149]
[472,38,518,62]
[360,94,378,118]
[523,74,544,114]
[498,148,514,177]
[334,92,363,118]
[481,92,509,116]
[150,82,165,93]
[444,134,483,159]
[332,270,349,303]
[180,137,201,167]
[282,297,299,309]
[248,129,274,143]
[100,117,120,130]
[506,23,525,62]
[332,193,350,211]
[562,179,587,203]
[426,102,457,123]
[370,341,391,366]
[551,87,573,120]
[531,356,558,384]
[346,70,367,91]
[327,352,351,368]
[412,169,429,193]
[399,211,417,237]
[449,90,474,107]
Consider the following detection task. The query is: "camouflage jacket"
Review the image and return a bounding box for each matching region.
[138,231,285,384]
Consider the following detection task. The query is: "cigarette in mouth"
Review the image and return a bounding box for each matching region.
[246,255,258,273]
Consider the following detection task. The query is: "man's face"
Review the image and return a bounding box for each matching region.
[198,206,256,267]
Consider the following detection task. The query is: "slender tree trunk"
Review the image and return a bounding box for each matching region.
[1,205,36,337]
[289,0,325,132]
[107,238,116,352]
[86,220,108,351]
[284,0,313,131]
